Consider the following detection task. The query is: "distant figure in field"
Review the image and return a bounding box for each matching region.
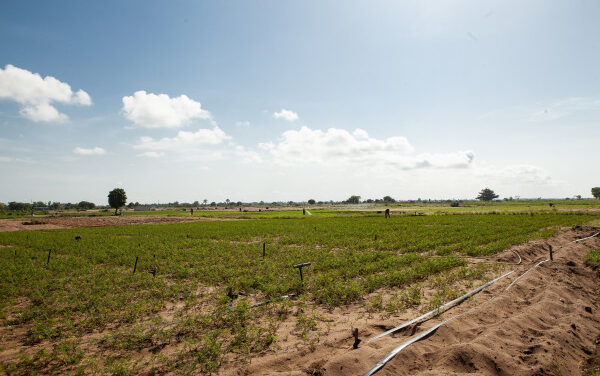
[303,208,306,215]
[190,208,194,216]
[385,208,390,218]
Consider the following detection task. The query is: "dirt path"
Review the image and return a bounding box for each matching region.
[228,226,600,375]
[0,215,239,232]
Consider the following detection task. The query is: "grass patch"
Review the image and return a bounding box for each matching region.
[585,248,600,268]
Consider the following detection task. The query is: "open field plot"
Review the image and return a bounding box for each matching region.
[0,212,598,374]
[2,199,599,220]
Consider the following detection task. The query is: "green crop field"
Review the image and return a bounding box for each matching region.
[0,211,598,374]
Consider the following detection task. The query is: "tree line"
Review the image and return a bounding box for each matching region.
[3,186,599,213]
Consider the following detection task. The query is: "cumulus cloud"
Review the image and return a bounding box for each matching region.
[0,64,92,122]
[73,146,106,155]
[121,91,211,129]
[273,108,299,122]
[258,126,474,170]
[133,126,230,151]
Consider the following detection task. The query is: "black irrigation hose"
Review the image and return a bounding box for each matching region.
[363,230,600,376]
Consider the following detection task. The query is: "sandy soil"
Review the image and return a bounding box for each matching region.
[0,215,238,232]
[224,226,600,375]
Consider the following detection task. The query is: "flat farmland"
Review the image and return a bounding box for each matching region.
[0,211,598,374]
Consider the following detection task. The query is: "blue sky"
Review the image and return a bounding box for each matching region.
[1,1,600,204]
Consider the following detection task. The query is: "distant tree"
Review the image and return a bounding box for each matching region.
[77,201,96,210]
[477,188,499,202]
[210,201,217,207]
[236,201,242,206]
[225,199,231,206]
[192,200,200,207]
[383,195,396,203]
[49,202,61,210]
[203,199,208,206]
[576,195,581,200]
[108,188,127,215]
[307,199,316,205]
[127,202,135,208]
[8,202,32,211]
[346,195,361,204]
[0,202,5,210]
[592,187,600,199]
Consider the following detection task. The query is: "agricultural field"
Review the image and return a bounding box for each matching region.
[1,198,599,220]
[0,210,599,374]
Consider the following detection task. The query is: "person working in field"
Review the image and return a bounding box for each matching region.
[385,208,390,218]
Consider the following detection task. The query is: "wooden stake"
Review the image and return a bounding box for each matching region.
[46,249,51,265]
[133,256,138,274]
[263,242,266,257]
[549,245,553,261]
[353,328,361,349]
[294,262,311,282]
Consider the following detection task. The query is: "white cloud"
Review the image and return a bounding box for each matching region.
[234,145,262,164]
[21,103,68,123]
[133,126,230,151]
[121,91,211,129]
[273,108,299,122]
[73,146,106,155]
[258,126,474,170]
[137,151,165,158]
[0,64,92,122]
[235,121,250,127]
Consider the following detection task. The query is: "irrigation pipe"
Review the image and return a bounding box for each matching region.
[504,258,548,291]
[364,293,498,376]
[505,231,600,292]
[573,231,600,243]
[251,293,298,307]
[363,230,600,375]
[366,270,514,344]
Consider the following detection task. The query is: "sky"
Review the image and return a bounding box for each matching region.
[1,0,600,204]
